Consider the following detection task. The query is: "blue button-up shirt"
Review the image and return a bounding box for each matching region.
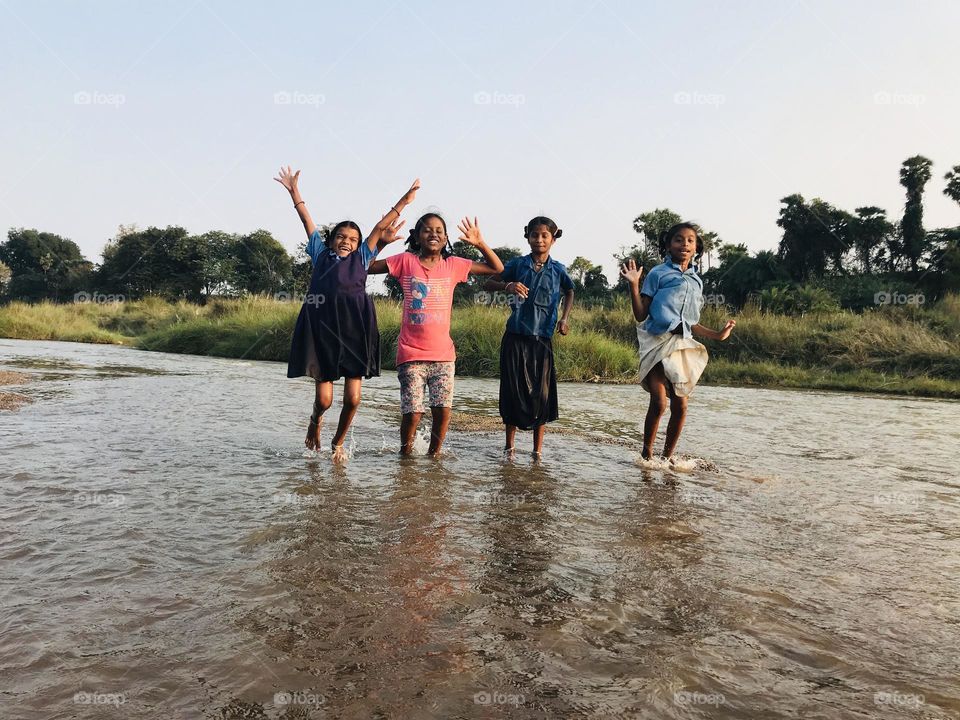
[500,255,574,338]
[306,228,376,267]
[640,258,703,338]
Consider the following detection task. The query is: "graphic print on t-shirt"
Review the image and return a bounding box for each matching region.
[403,274,452,326]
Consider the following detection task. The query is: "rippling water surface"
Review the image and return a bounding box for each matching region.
[1,338,958,719]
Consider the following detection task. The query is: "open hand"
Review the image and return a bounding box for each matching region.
[380,217,406,245]
[718,319,736,341]
[619,259,643,285]
[457,216,484,247]
[273,165,300,193]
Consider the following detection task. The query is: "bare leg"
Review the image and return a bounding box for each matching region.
[427,406,452,456]
[642,363,669,460]
[306,381,333,450]
[400,412,422,455]
[662,393,688,459]
[331,377,362,463]
[532,424,546,456]
[504,424,517,452]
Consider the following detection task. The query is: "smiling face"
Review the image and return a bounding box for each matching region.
[668,227,698,267]
[330,226,361,256]
[418,216,447,254]
[526,224,556,255]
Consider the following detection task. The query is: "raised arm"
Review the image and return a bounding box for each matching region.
[457,217,504,276]
[620,259,650,323]
[366,179,421,254]
[366,216,406,274]
[273,165,316,239]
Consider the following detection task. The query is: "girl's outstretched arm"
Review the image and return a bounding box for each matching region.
[457,217,504,275]
[366,179,421,254]
[620,259,650,322]
[368,259,388,274]
[692,320,736,341]
[274,165,316,239]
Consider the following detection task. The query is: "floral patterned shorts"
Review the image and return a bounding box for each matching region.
[397,361,456,414]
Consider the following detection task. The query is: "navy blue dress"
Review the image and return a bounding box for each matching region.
[287,235,379,382]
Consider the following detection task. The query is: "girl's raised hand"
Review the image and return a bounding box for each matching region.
[619,259,643,285]
[718,319,737,341]
[398,178,421,207]
[457,216,484,247]
[274,165,300,193]
[380,217,406,245]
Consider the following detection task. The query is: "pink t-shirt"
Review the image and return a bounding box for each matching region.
[385,252,473,364]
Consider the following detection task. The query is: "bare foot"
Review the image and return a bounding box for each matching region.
[305,415,322,450]
[331,444,348,464]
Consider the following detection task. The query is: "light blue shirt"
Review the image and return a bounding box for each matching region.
[640,258,703,338]
[306,228,376,268]
[500,255,574,338]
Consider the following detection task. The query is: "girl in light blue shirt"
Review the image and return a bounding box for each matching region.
[620,222,736,462]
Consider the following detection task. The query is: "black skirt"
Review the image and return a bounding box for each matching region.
[498,332,559,430]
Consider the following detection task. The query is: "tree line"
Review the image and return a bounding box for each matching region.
[1,155,957,314]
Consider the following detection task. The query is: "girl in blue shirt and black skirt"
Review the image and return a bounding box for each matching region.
[485,216,574,459]
[620,222,736,462]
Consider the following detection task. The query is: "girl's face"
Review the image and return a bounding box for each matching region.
[418,218,447,253]
[331,227,361,257]
[526,225,555,255]
[668,228,698,265]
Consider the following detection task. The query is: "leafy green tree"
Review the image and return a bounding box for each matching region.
[848,207,894,275]
[0,228,92,301]
[775,195,851,280]
[943,164,960,207]
[194,231,240,297]
[0,260,11,296]
[97,225,194,299]
[567,256,608,302]
[233,229,293,296]
[899,155,934,273]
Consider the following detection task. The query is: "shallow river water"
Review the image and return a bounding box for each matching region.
[1,339,958,719]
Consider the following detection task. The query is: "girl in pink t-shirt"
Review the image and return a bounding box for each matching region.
[369,213,503,455]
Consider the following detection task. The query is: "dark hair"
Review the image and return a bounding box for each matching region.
[524,216,563,240]
[406,213,454,258]
[658,222,704,262]
[325,220,363,250]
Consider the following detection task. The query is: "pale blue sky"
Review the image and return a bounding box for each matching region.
[1,0,958,281]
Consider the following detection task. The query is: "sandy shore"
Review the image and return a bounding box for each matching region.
[0,370,31,411]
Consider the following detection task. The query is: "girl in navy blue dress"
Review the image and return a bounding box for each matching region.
[274,166,419,462]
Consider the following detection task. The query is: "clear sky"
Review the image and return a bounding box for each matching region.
[1,0,958,282]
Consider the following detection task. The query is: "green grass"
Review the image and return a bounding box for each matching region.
[2,294,960,398]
